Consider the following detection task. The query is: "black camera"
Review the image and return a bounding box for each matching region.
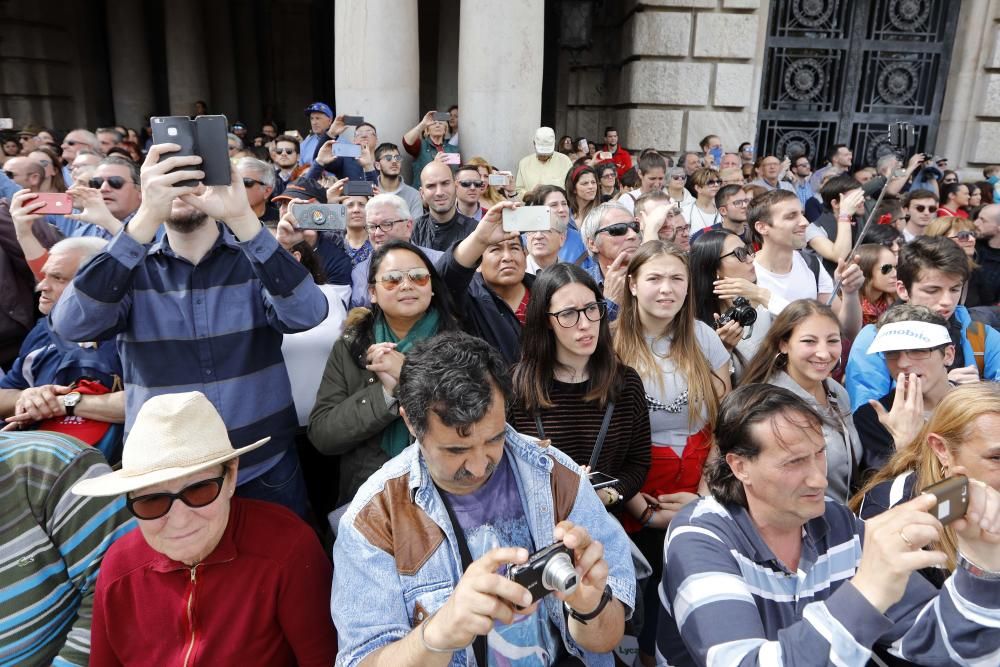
[715,297,757,328]
[507,543,578,609]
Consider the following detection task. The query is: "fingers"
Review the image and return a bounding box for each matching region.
[870,398,889,421]
[474,546,529,574]
[144,142,181,165]
[609,250,629,272]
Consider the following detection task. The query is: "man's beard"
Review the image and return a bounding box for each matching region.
[167,207,209,234]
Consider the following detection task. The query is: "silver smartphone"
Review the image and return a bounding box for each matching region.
[503,206,552,233]
[293,203,347,231]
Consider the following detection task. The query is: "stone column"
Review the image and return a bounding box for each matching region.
[436,0,460,109]
[164,0,211,116]
[104,1,155,128]
[457,0,545,172]
[334,0,420,157]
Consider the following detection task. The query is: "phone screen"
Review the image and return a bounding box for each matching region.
[502,206,551,233]
[334,143,363,159]
[588,472,619,490]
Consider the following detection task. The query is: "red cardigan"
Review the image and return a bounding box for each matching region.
[90,497,337,666]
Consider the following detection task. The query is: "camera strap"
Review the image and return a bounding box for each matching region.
[534,401,615,470]
[435,487,488,666]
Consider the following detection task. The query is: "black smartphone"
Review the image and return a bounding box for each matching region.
[343,180,375,197]
[432,111,451,122]
[588,472,619,490]
[150,115,231,187]
[293,203,347,231]
[151,116,198,187]
[922,475,969,526]
[194,115,231,186]
[342,115,364,126]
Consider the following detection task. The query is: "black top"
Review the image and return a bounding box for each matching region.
[853,391,895,481]
[411,211,477,252]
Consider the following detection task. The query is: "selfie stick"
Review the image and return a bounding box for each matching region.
[824,179,891,307]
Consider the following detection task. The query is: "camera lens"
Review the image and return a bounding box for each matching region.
[541,552,579,595]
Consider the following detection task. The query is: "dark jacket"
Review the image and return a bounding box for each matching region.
[437,252,534,366]
[410,211,476,252]
[307,309,396,506]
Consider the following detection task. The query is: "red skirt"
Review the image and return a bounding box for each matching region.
[622,425,712,533]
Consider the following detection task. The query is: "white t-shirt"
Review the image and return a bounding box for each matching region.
[682,200,722,236]
[644,320,729,452]
[754,252,833,303]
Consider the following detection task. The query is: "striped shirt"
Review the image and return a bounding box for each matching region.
[49,224,329,471]
[657,496,1000,666]
[0,432,134,667]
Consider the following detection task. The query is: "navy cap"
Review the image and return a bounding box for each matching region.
[304,102,333,119]
[272,178,327,204]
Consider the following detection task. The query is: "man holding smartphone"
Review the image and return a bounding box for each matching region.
[658,384,1000,666]
[300,102,334,165]
[50,144,330,519]
[602,127,633,179]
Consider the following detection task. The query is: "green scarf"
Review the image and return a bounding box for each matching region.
[376,308,441,457]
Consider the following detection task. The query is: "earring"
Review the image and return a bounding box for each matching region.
[832,357,842,373]
[774,351,787,368]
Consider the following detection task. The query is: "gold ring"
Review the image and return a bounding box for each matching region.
[900,528,915,548]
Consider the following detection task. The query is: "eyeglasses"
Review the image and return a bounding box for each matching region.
[89,176,130,189]
[228,145,239,152]
[670,175,686,181]
[365,218,408,232]
[913,204,938,213]
[126,476,225,520]
[883,347,942,361]
[457,180,485,189]
[548,301,607,328]
[949,231,976,242]
[601,173,616,179]
[63,140,80,146]
[879,263,897,275]
[595,220,639,237]
[371,267,432,290]
[728,198,751,208]
[274,147,297,155]
[380,154,403,162]
[3,170,14,179]
[704,179,722,186]
[242,178,264,188]
[720,246,755,263]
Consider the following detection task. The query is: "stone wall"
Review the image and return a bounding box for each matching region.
[562,1,771,154]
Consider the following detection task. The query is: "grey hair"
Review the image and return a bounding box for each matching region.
[876,153,899,173]
[96,127,124,144]
[50,237,108,266]
[366,193,412,221]
[236,157,275,188]
[98,155,140,184]
[667,166,687,180]
[68,129,101,151]
[397,332,513,439]
[227,133,244,150]
[580,201,633,256]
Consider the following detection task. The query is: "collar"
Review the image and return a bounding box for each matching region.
[149,497,241,573]
[149,221,237,259]
[728,502,829,571]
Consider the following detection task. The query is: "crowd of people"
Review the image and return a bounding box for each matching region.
[3,103,1000,667]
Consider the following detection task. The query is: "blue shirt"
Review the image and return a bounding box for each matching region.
[583,262,619,321]
[0,318,122,391]
[658,495,1000,666]
[49,223,329,472]
[331,425,636,667]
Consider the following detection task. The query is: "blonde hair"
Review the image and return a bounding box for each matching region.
[613,240,724,428]
[849,383,1000,571]
[468,156,505,206]
[925,215,978,270]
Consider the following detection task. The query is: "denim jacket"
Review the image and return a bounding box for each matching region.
[331,424,636,667]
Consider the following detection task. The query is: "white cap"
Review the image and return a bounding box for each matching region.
[867,321,952,354]
[533,127,556,155]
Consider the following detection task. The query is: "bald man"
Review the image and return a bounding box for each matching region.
[410,159,477,251]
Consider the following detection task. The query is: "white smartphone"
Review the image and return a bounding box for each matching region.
[503,206,552,233]
[588,472,619,490]
[488,173,508,187]
[0,118,13,130]
[334,143,362,159]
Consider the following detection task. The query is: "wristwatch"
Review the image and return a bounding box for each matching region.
[61,391,82,417]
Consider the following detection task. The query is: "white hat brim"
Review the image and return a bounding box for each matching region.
[71,436,270,497]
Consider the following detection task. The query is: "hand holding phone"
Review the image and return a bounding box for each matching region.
[922,475,969,526]
[502,206,551,233]
[441,153,461,166]
[343,180,375,197]
[432,111,451,123]
[341,115,364,126]
[488,173,509,187]
[334,143,363,159]
[151,115,230,187]
[293,203,347,231]
[32,193,73,215]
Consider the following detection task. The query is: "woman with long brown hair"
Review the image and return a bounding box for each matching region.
[613,240,729,666]
[565,164,599,224]
[852,384,1000,579]
[856,243,898,325]
[741,299,862,503]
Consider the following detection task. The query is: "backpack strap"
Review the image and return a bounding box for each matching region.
[798,250,821,290]
[966,320,987,377]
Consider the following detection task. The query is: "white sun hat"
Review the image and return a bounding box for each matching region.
[866,321,952,355]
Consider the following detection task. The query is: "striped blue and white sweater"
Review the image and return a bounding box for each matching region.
[657,495,1000,666]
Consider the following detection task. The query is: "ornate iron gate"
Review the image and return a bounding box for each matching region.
[755,0,960,166]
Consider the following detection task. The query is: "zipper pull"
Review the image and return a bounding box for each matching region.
[190,565,198,582]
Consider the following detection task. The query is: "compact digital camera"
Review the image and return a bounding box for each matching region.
[507,543,578,609]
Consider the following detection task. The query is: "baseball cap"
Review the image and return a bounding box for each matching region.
[272,178,327,204]
[533,127,556,155]
[305,102,333,119]
[867,321,952,354]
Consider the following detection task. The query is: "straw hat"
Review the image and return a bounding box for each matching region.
[72,391,269,497]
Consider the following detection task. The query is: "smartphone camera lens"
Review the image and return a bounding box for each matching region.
[167,127,178,136]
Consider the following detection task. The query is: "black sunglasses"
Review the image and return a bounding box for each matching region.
[88,176,129,190]
[704,179,722,186]
[457,179,485,189]
[949,231,976,242]
[720,246,755,263]
[273,147,297,155]
[913,204,938,213]
[596,220,640,237]
[126,476,225,520]
[879,263,897,275]
[242,178,264,188]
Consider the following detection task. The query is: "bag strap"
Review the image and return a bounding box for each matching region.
[966,320,987,377]
[436,489,488,667]
[534,402,614,470]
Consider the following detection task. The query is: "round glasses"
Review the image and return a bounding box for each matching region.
[548,301,607,328]
[127,476,225,520]
[720,246,755,263]
[365,218,408,232]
